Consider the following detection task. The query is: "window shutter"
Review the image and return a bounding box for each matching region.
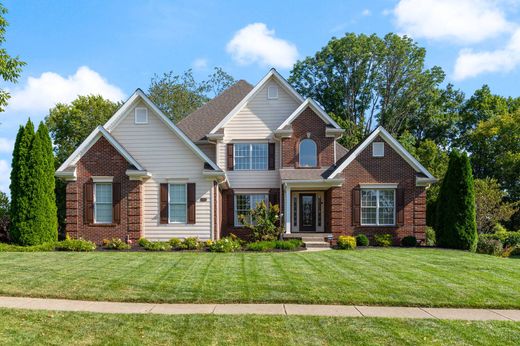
[227,143,234,171]
[268,143,275,170]
[227,190,234,227]
[187,183,196,224]
[352,186,360,226]
[396,188,405,226]
[269,189,279,207]
[160,183,168,224]
[84,182,94,224]
[112,183,121,224]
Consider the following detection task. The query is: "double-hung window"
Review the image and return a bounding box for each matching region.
[94,183,112,224]
[361,189,395,226]
[234,194,268,226]
[234,143,268,170]
[169,184,187,223]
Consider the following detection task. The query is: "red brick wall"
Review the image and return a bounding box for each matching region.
[329,135,426,244]
[282,107,335,168]
[65,136,142,244]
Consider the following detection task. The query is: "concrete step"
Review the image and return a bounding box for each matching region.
[304,241,331,249]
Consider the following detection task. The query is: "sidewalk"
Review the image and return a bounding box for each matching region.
[1,296,519,321]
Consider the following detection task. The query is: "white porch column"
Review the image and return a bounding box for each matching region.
[284,184,291,234]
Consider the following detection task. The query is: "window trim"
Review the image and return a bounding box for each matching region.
[168,183,187,224]
[234,193,268,227]
[299,138,318,168]
[360,189,396,226]
[372,142,384,157]
[267,85,278,99]
[233,143,268,171]
[93,182,113,224]
[134,107,149,124]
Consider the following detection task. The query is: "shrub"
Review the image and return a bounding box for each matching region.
[55,239,96,252]
[401,236,417,247]
[246,239,303,252]
[168,237,182,250]
[337,236,356,250]
[102,238,131,250]
[246,241,275,252]
[374,234,393,247]
[138,238,151,247]
[142,241,171,251]
[0,242,56,252]
[425,227,436,247]
[180,237,200,250]
[476,237,503,256]
[355,234,369,246]
[510,246,520,257]
[275,239,303,250]
[504,232,520,248]
[203,240,213,250]
[239,201,282,241]
[209,237,241,253]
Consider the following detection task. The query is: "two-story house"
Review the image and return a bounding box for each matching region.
[56,69,436,245]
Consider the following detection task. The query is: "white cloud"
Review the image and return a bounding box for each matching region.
[393,0,514,43]
[226,23,298,69]
[453,28,520,80]
[0,138,14,154]
[362,9,371,16]
[8,66,125,114]
[0,160,10,193]
[192,58,208,70]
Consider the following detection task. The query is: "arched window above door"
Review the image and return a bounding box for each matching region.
[299,139,317,167]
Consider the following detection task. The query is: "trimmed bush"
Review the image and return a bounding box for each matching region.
[0,242,55,252]
[55,239,96,252]
[180,237,200,250]
[476,237,503,256]
[138,238,150,247]
[374,234,393,247]
[275,239,303,250]
[208,237,241,253]
[425,227,436,247]
[401,236,417,247]
[103,238,131,250]
[246,239,303,252]
[337,236,356,250]
[246,241,275,252]
[168,237,182,250]
[505,232,520,248]
[435,150,477,251]
[356,234,369,246]
[142,241,171,251]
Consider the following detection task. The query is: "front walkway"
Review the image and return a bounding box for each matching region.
[1,296,519,321]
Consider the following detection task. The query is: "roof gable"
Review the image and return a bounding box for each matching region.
[327,126,435,180]
[209,69,304,134]
[277,98,341,130]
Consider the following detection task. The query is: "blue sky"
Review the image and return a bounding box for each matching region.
[0,0,519,193]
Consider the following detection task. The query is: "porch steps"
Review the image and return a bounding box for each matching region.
[284,233,332,250]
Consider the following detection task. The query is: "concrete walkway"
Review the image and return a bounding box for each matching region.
[1,296,519,321]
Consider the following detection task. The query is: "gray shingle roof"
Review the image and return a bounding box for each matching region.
[279,168,329,181]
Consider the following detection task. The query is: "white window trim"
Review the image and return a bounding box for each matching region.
[168,183,187,224]
[267,85,278,99]
[134,107,149,124]
[372,142,385,157]
[233,143,268,171]
[94,182,113,224]
[234,194,268,227]
[361,189,396,226]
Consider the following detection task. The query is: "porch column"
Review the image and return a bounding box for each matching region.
[284,184,291,234]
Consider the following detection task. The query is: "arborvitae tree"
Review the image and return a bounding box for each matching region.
[9,120,34,244]
[435,150,478,251]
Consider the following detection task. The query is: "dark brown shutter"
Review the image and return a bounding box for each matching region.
[396,188,405,226]
[268,143,275,170]
[160,183,168,224]
[227,143,234,171]
[112,183,121,224]
[187,183,196,224]
[269,189,279,207]
[352,186,360,226]
[226,190,234,227]
[84,182,94,224]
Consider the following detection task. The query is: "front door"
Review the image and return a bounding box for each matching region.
[299,193,316,232]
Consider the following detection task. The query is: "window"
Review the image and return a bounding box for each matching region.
[372,142,384,157]
[361,189,395,226]
[299,139,317,167]
[267,85,278,99]
[234,143,268,170]
[135,107,148,124]
[94,183,112,224]
[234,194,268,226]
[169,184,187,223]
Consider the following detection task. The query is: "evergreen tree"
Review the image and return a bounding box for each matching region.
[435,150,478,251]
[9,120,34,244]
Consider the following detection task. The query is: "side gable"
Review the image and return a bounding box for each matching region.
[327,126,436,184]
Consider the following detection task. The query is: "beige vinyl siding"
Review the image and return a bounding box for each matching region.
[219,77,299,188]
[111,101,212,241]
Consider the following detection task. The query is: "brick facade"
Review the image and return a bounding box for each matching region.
[65,136,143,244]
[282,107,335,168]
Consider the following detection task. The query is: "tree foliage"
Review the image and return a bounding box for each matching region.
[435,151,477,251]
[474,178,518,234]
[148,67,235,123]
[0,191,9,242]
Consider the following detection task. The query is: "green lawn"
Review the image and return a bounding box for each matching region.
[0,248,519,308]
[1,308,519,345]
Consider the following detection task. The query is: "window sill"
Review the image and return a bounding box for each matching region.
[359,224,397,227]
[88,223,117,227]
